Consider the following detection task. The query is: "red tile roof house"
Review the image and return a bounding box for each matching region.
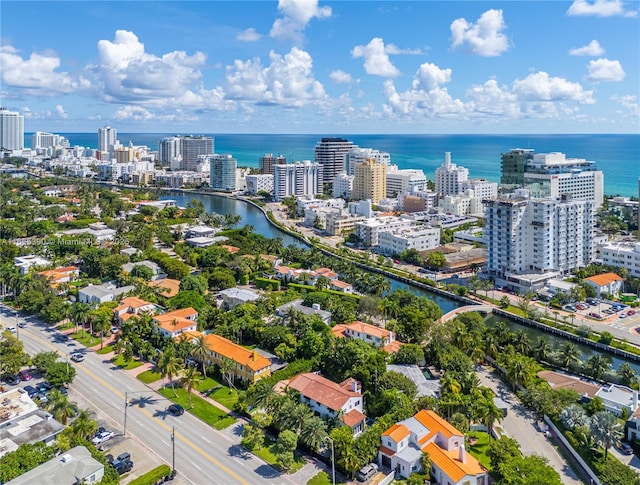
[113,297,156,324]
[280,372,367,436]
[332,321,402,353]
[584,272,624,297]
[378,410,488,484]
[153,308,199,338]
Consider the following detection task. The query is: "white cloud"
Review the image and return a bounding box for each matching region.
[450,9,510,57]
[384,44,424,55]
[413,63,452,91]
[0,45,86,95]
[93,30,206,103]
[611,94,639,116]
[224,47,326,106]
[352,38,400,77]
[569,40,605,56]
[567,0,637,17]
[465,79,520,117]
[55,104,68,118]
[586,58,625,81]
[113,105,155,121]
[513,71,595,103]
[270,0,332,42]
[237,28,261,42]
[330,70,352,84]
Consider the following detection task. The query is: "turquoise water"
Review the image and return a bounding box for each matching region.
[41,133,639,197]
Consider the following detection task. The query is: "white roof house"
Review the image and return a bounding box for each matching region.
[217,287,261,309]
[78,282,135,304]
[14,255,52,274]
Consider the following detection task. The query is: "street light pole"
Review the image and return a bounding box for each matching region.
[123,392,128,436]
[324,436,335,485]
[171,426,176,476]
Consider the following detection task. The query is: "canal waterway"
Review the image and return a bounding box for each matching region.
[161,191,639,372]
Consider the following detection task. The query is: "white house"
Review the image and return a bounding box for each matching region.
[153,308,198,338]
[78,282,134,305]
[584,272,624,297]
[217,287,261,310]
[285,373,366,436]
[14,255,52,275]
[331,321,400,353]
[378,410,488,484]
[122,260,167,281]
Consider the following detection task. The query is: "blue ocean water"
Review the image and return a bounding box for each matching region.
[33,133,640,197]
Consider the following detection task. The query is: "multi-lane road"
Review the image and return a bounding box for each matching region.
[0,305,296,485]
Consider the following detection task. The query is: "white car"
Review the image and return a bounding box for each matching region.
[70,353,85,363]
[6,326,16,333]
[92,430,115,445]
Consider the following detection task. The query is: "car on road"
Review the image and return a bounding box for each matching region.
[17,322,27,328]
[620,312,628,319]
[628,310,636,316]
[620,442,634,455]
[70,353,84,362]
[167,404,184,416]
[357,463,378,482]
[6,326,17,333]
[18,370,32,381]
[91,430,115,445]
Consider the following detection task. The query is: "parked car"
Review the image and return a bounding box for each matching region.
[588,312,603,319]
[4,375,19,385]
[91,430,115,445]
[23,385,39,398]
[620,442,634,455]
[36,382,52,393]
[357,463,378,482]
[112,458,133,475]
[116,452,131,463]
[167,404,184,416]
[18,370,32,381]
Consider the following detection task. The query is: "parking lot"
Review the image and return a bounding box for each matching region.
[561,299,633,321]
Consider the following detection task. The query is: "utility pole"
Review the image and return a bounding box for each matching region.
[171,426,176,477]
[123,392,128,436]
[324,436,335,485]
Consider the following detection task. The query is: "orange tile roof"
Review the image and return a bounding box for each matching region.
[423,442,486,482]
[331,324,347,338]
[116,296,154,310]
[378,445,396,457]
[288,373,362,412]
[221,245,240,253]
[154,308,198,321]
[383,341,403,353]
[148,278,180,297]
[55,266,79,273]
[345,321,390,339]
[414,410,463,440]
[156,317,197,334]
[201,333,271,372]
[342,409,366,428]
[330,280,352,289]
[585,272,623,286]
[382,423,410,442]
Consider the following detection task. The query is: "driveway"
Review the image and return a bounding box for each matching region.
[476,367,584,485]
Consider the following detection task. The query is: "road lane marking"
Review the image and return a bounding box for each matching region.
[24,328,250,485]
[201,436,211,443]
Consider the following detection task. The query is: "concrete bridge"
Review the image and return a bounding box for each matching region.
[439,305,494,323]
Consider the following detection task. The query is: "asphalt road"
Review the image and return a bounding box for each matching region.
[0,305,298,485]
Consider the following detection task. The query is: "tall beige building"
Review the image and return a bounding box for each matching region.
[352,158,387,203]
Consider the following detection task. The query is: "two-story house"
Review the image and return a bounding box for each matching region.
[284,372,367,436]
[113,297,156,324]
[332,321,402,353]
[378,410,488,484]
[153,308,198,338]
[182,331,271,384]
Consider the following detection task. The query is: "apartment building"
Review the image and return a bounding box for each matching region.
[355,216,412,247]
[245,174,274,195]
[259,153,286,175]
[332,172,354,199]
[486,190,594,289]
[181,135,214,171]
[273,161,322,201]
[208,154,237,192]
[314,137,355,183]
[435,152,469,197]
[344,147,390,176]
[601,241,640,277]
[500,148,534,185]
[386,168,427,198]
[377,225,440,256]
[352,158,387,203]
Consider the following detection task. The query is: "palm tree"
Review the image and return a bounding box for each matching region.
[484,333,499,359]
[617,363,638,387]
[190,337,210,379]
[476,395,504,439]
[68,409,97,441]
[586,354,611,381]
[558,342,581,370]
[511,330,531,356]
[533,337,552,362]
[299,415,327,452]
[440,373,462,396]
[286,403,314,434]
[219,357,237,389]
[45,389,78,425]
[182,367,203,409]
[590,410,623,459]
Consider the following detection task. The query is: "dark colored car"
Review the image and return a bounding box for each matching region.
[167,404,184,416]
[23,385,39,398]
[116,452,131,463]
[620,442,634,455]
[4,375,20,385]
[112,458,133,475]
[36,382,52,393]
[19,369,32,381]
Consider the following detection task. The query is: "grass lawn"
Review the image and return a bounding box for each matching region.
[195,376,239,410]
[467,431,492,470]
[69,332,101,347]
[96,345,113,355]
[158,387,236,430]
[58,321,75,330]
[112,354,144,370]
[251,436,306,474]
[128,465,172,485]
[307,471,348,485]
[137,369,162,384]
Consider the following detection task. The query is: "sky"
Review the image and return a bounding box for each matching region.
[1,0,639,134]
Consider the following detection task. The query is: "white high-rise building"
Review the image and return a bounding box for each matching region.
[314,137,355,184]
[0,107,24,150]
[523,152,604,208]
[460,179,498,201]
[333,173,354,199]
[378,226,441,256]
[345,147,390,176]
[601,242,640,278]
[98,125,118,154]
[209,154,237,192]
[273,161,322,201]
[158,136,182,167]
[386,168,427,198]
[486,190,593,283]
[435,152,469,197]
[31,131,69,151]
[182,136,214,171]
[246,174,274,196]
